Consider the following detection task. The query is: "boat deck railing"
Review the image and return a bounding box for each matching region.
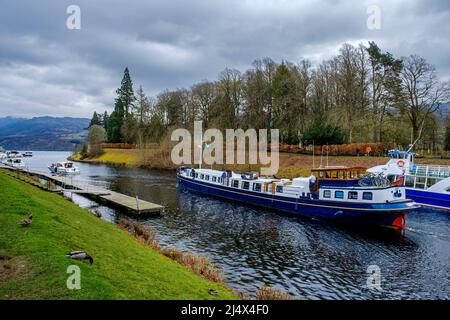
[407,164,450,189]
[408,165,450,179]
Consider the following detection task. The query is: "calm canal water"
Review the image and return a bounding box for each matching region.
[23,151,450,299]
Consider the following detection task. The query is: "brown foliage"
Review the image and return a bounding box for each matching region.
[256,286,292,300]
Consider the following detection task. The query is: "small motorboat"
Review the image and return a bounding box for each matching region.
[48,162,80,175]
[6,151,22,159]
[3,157,26,168]
[22,151,33,157]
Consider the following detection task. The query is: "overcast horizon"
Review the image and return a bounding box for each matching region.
[1,0,449,118]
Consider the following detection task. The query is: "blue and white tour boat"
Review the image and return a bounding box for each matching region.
[177,166,419,230]
[368,150,450,210]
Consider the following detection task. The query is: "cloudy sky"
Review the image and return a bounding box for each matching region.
[0,0,449,118]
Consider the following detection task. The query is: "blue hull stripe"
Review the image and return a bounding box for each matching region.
[406,189,450,211]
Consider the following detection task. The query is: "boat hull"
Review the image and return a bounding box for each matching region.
[406,188,450,211]
[177,175,415,229]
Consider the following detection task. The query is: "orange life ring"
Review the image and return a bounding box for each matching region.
[397,160,405,167]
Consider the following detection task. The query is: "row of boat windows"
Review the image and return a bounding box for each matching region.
[323,190,373,200]
[191,172,283,193]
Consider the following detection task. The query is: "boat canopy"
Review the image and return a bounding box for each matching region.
[311,167,367,180]
[388,150,415,156]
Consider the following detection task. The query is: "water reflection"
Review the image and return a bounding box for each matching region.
[24,152,450,299]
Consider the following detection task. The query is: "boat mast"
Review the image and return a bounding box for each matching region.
[319,145,324,168]
[198,134,203,170]
[312,141,315,169]
[326,144,329,168]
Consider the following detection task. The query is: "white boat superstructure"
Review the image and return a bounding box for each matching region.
[3,157,26,168]
[6,151,22,159]
[178,167,409,204]
[48,162,80,175]
[367,150,450,209]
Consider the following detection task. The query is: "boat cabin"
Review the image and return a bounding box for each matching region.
[311,167,367,190]
[387,150,414,169]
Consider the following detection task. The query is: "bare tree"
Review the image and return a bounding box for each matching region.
[399,55,450,142]
[134,85,151,148]
[191,81,217,127]
[88,125,106,156]
[213,68,242,129]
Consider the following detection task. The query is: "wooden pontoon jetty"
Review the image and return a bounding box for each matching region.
[0,164,163,214]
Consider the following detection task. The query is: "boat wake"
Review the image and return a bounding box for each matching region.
[405,227,450,240]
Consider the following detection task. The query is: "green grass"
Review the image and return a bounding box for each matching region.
[0,170,238,300]
[71,148,142,166]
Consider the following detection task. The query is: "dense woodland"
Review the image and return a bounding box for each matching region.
[88,42,450,154]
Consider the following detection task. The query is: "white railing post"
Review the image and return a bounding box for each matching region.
[136,195,140,212]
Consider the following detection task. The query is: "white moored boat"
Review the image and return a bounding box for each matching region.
[48,162,80,175]
[6,151,22,159]
[367,150,450,210]
[0,147,6,160]
[3,157,26,168]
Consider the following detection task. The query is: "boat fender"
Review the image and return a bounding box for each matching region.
[397,160,405,167]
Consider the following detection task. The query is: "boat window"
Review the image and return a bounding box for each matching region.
[218,177,222,183]
[195,173,199,178]
[253,183,261,192]
[363,192,373,200]
[205,175,210,181]
[276,186,283,193]
[200,174,204,179]
[348,191,358,200]
[242,181,250,190]
[233,180,239,188]
[335,191,344,199]
[323,190,331,198]
[212,176,217,182]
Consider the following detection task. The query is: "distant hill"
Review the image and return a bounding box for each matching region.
[0,117,90,151]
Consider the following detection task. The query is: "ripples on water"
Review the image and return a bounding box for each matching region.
[26,152,450,299]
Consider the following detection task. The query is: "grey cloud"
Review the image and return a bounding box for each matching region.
[0,0,449,118]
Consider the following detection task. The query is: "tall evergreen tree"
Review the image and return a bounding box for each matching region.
[107,67,136,142]
[102,111,109,129]
[89,111,102,127]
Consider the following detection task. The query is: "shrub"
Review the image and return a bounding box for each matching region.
[256,286,292,300]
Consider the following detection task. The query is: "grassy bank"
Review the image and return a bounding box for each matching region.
[70,148,142,166]
[0,169,237,300]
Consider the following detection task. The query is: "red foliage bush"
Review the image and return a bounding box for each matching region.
[280,142,395,156]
